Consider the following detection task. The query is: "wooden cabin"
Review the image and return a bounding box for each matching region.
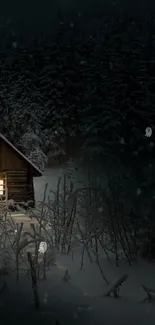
[0,133,42,206]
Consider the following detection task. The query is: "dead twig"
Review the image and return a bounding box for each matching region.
[104,274,128,297]
[141,284,155,303]
[27,252,40,309]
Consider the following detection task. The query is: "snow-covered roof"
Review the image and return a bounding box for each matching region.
[0,133,42,176]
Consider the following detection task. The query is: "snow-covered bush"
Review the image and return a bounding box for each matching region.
[28,147,47,172]
[19,131,47,171]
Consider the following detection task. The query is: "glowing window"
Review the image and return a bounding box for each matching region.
[0,180,4,195]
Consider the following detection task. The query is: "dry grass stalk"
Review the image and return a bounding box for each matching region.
[27,251,40,309]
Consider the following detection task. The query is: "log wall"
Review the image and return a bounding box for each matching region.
[0,137,39,205]
[7,170,34,203]
[1,141,27,170]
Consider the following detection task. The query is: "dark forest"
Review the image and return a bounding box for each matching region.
[0,1,155,324]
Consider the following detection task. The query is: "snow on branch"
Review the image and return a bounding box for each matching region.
[104,274,129,298]
[141,284,155,303]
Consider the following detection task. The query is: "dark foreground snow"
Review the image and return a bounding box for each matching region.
[1,250,155,325]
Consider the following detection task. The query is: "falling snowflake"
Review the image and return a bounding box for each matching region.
[12,41,17,48]
[70,22,74,28]
[136,188,141,196]
[80,60,86,65]
[149,142,154,148]
[120,137,125,144]
[43,292,48,304]
[73,314,78,319]
[109,61,113,70]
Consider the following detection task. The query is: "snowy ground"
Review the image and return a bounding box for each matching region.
[1,168,154,324]
[34,166,108,203]
[1,250,155,325]
[34,167,67,202]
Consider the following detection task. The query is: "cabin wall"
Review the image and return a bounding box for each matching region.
[7,169,28,202]
[6,169,34,205]
[1,140,27,170]
[27,168,35,205]
[0,141,2,169]
[0,138,38,205]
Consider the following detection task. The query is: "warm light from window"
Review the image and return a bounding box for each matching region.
[0,180,4,195]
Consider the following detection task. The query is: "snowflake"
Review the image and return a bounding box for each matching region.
[120,137,125,144]
[136,188,141,196]
[70,22,74,28]
[12,41,17,48]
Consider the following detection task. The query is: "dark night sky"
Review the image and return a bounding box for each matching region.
[0,0,102,42]
[0,0,88,28]
[0,0,153,34]
[0,0,150,33]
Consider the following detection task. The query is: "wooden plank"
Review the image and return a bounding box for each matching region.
[7,178,27,183]
[7,170,27,174]
[9,190,28,195]
[7,174,27,177]
[7,173,27,176]
[8,184,27,188]
[7,169,27,171]
[7,176,27,179]
[7,173,27,177]
[0,173,6,178]
[7,176,27,178]
[0,142,2,169]
[8,196,29,202]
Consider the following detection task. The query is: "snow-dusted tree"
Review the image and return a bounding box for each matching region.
[0,10,155,183]
[19,131,47,171]
[28,147,47,172]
